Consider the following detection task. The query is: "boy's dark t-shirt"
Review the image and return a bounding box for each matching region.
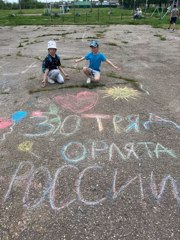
[42,54,61,72]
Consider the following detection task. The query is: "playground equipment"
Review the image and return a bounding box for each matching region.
[151,0,179,19]
[151,6,163,18]
[161,0,179,19]
[44,3,69,16]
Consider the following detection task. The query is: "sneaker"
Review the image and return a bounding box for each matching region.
[86,77,91,84]
[48,77,55,84]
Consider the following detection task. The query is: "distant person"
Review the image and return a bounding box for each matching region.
[139,8,142,16]
[168,5,179,31]
[41,40,70,88]
[134,8,142,19]
[75,40,120,84]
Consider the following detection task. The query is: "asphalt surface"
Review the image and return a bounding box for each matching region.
[0,25,180,240]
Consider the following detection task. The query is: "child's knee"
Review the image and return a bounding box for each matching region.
[83,66,88,73]
[94,75,100,81]
[57,74,64,84]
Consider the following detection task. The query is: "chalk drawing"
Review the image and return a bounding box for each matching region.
[81,32,86,42]
[0,123,15,143]
[4,161,34,202]
[11,111,28,123]
[0,111,28,143]
[61,142,87,163]
[0,111,27,142]
[25,114,80,138]
[24,115,56,137]
[31,111,43,117]
[0,118,13,129]
[1,73,19,76]
[112,169,138,199]
[124,142,139,159]
[59,141,176,163]
[18,141,40,159]
[59,115,81,136]
[21,62,37,74]
[154,143,176,158]
[0,62,10,69]
[3,162,180,209]
[27,105,81,137]
[137,142,154,158]
[23,167,52,209]
[81,114,111,132]
[92,140,109,160]
[53,91,99,113]
[103,87,139,101]
[113,115,124,134]
[150,172,180,204]
[76,165,107,205]
[139,83,150,95]
[125,114,140,133]
[50,165,79,210]
[109,143,126,161]
[143,113,180,130]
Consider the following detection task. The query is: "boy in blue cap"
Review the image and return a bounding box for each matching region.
[75,40,120,84]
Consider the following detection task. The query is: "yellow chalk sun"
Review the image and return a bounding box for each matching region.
[103,87,139,101]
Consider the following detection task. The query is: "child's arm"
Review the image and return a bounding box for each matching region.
[59,66,70,80]
[75,57,85,63]
[105,59,120,71]
[41,69,49,87]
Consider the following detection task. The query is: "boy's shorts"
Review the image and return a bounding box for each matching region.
[88,68,100,78]
[170,17,177,24]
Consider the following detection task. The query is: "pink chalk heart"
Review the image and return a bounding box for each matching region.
[0,118,13,129]
[53,91,98,113]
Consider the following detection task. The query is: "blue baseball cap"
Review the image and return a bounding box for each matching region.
[90,40,99,48]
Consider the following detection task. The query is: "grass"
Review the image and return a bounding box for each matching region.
[0,7,176,29]
[29,82,106,94]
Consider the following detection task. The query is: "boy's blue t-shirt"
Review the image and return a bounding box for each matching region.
[84,52,106,72]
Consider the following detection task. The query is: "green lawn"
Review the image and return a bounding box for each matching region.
[0,8,176,29]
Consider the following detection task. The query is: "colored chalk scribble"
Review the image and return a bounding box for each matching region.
[53,91,98,113]
[31,111,43,117]
[0,118,13,129]
[103,87,139,101]
[18,141,39,159]
[11,111,28,123]
[18,141,33,152]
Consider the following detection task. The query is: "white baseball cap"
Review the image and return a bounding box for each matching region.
[48,40,57,49]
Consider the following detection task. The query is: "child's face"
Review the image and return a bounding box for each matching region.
[48,48,57,56]
[90,46,98,54]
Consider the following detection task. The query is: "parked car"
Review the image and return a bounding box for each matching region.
[102,1,110,6]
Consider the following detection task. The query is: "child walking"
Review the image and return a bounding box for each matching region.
[75,40,120,84]
[41,40,70,88]
[168,5,179,32]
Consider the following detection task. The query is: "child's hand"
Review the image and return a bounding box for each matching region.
[65,74,70,80]
[115,66,120,71]
[41,79,46,88]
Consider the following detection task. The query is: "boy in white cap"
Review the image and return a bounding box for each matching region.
[75,40,120,84]
[41,40,70,87]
